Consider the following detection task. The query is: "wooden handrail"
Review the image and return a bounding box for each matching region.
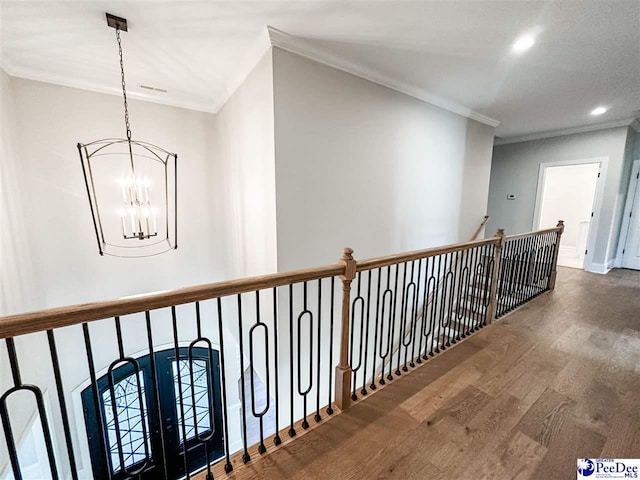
[0,264,345,339]
[470,215,490,241]
[0,224,557,340]
[356,237,499,271]
[503,226,562,242]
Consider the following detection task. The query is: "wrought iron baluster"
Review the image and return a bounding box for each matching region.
[144,311,169,480]
[402,260,418,370]
[187,302,218,478]
[360,271,373,395]
[103,317,151,477]
[1,338,60,480]
[481,244,492,325]
[419,256,435,360]
[370,268,382,388]
[520,238,529,305]
[378,266,393,385]
[249,291,270,454]
[297,282,314,428]
[469,246,482,332]
[455,250,469,339]
[447,251,460,345]
[47,330,80,480]
[349,273,365,400]
[483,245,495,326]
[416,258,428,362]
[81,324,112,479]
[288,285,295,437]
[172,307,191,477]
[109,318,128,473]
[315,279,323,421]
[431,254,443,355]
[464,247,475,335]
[236,295,251,463]
[272,287,283,443]
[216,299,233,473]
[387,264,400,380]
[327,277,335,415]
[438,253,452,350]
[547,232,556,288]
[394,262,408,375]
[409,258,423,367]
[507,241,518,313]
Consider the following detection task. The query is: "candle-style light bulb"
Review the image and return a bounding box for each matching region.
[142,208,150,237]
[152,208,158,234]
[129,207,136,235]
[119,208,127,237]
[144,178,150,204]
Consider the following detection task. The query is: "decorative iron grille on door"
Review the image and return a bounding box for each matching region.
[81,347,223,479]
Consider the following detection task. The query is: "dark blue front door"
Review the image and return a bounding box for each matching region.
[81,347,224,479]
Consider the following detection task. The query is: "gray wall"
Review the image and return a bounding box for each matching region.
[272,48,495,271]
[487,126,632,271]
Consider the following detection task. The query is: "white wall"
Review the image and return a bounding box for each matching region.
[487,126,631,271]
[1,76,227,316]
[0,73,243,478]
[272,48,495,271]
[0,71,40,318]
[210,51,277,279]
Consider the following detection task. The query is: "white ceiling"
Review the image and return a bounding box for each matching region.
[1,1,639,139]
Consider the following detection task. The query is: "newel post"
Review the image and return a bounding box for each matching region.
[485,229,505,325]
[549,220,565,290]
[335,247,356,411]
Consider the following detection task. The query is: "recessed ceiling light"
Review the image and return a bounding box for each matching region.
[512,35,535,53]
[590,106,607,116]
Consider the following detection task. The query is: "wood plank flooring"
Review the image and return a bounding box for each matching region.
[223,267,640,480]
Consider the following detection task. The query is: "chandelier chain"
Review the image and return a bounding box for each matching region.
[115,28,132,141]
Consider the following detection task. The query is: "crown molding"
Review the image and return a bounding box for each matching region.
[3,28,273,116]
[494,118,636,146]
[1,60,217,113]
[267,26,500,128]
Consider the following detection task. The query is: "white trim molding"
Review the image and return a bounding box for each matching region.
[586,261,613,275]
[532,157,608,274]
[1,60,218,114]
[494,118,636,146]
[267,26,500,128]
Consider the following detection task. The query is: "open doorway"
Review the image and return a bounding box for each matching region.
[617,159,640,270]
[534,160,603,270]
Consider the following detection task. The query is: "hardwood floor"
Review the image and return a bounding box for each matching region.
[224,267,640,480]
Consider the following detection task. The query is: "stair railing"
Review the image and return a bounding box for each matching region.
[495,220,565,318]
[0,220,564,480]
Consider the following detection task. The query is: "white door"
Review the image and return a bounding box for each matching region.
[621,161,640,270]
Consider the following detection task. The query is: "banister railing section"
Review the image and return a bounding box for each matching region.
[0,220,564,480]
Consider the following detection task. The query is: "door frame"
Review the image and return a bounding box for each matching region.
[615,159,640,268]
[532,157,608,272]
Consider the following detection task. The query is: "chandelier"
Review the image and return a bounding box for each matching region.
[78,13,177,257]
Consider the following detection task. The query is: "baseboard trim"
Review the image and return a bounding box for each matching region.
[585,261,612,275]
